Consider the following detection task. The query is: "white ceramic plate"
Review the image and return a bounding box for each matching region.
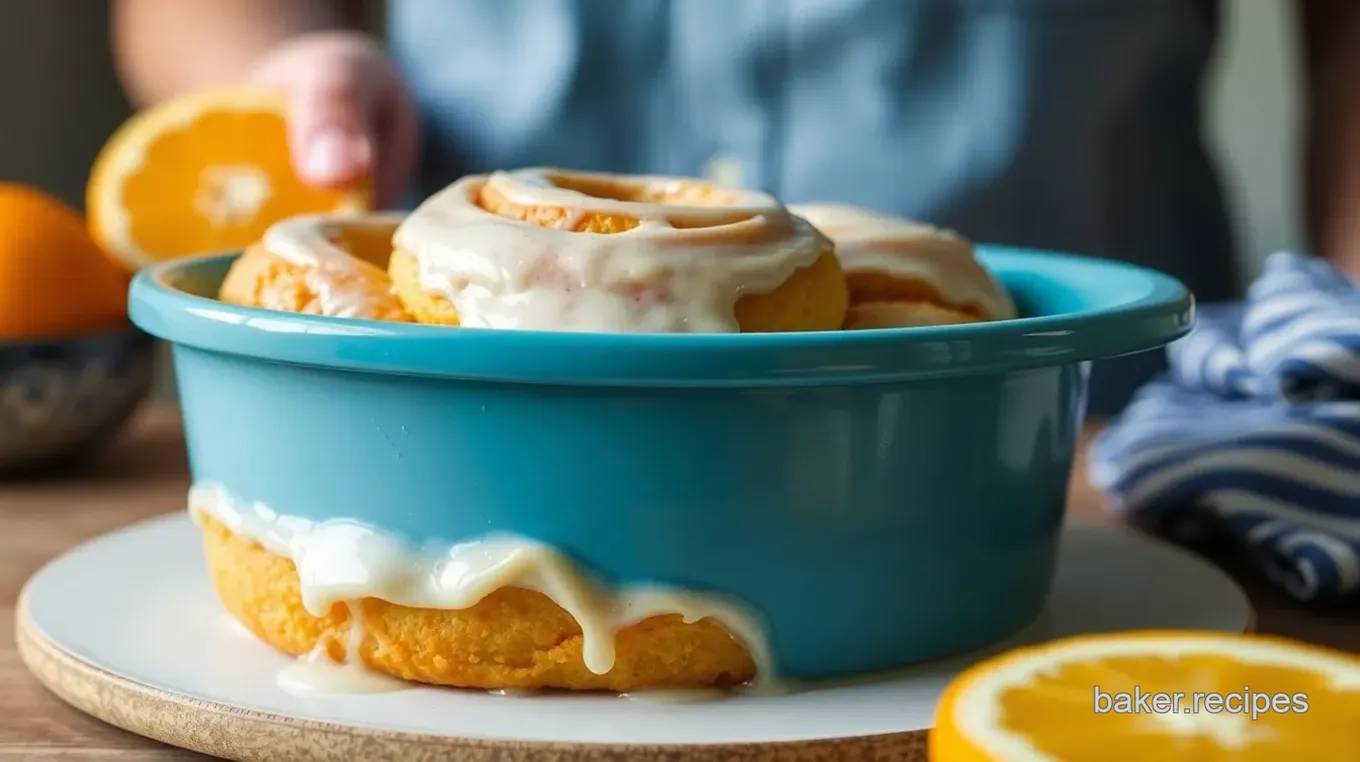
[18,515,1252,758]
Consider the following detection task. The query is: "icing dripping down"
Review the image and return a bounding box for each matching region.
[188,483,780,694]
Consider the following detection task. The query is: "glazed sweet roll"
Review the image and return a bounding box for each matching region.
[790,204,1016,329]
[218,213,411,322]
[388,169,848,332]
[194,490,767,692]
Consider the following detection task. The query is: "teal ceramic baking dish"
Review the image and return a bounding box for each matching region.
[129,246,1192,682]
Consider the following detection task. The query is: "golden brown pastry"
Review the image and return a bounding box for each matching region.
[201,514,758,691]
[218,213,411,322]
[388,168,848,333]
[790,204,1016,329]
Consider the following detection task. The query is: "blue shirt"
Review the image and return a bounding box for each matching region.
[388,0,1235,416]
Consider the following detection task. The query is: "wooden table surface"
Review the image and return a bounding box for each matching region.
[2,404,1357,760]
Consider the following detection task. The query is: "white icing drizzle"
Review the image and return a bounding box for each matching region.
[391,168,829,333]
[274,602,408,696]
[790,204,1017,320]
[260,212,406,320]
[189,483,778,692]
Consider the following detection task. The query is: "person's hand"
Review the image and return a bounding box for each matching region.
[248,31,419,207]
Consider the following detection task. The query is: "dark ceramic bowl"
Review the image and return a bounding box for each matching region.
[0,327,156,476]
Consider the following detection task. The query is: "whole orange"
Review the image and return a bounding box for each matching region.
[0,184,130,341]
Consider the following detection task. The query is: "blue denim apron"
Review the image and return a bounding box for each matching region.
[389,0,1233,415]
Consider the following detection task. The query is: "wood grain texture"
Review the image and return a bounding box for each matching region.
[1,403,1357,760]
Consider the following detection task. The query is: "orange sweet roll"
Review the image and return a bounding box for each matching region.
[218,212,412,322]
[789,204,1017,329]
[387,168,848,332]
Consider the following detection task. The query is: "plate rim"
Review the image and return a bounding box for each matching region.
[15,592,926,761]
[16,515,1255,761]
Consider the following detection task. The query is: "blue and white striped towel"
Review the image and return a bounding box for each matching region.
[1090,252,1360,603]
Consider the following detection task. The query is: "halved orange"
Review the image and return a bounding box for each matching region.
[930,630,1359,761]
[86,87,370,273]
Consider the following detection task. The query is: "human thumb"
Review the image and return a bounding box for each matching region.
[288,76,375,190]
